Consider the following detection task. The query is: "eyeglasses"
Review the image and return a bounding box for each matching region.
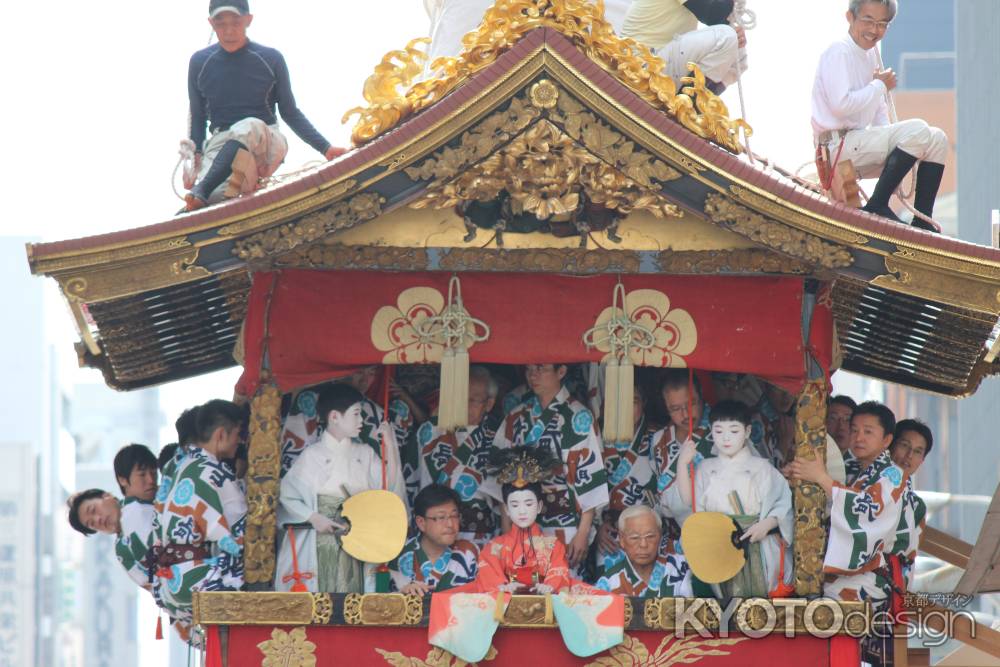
[855,16,891,31]
[423,513,461,524]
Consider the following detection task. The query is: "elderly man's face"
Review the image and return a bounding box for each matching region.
[467,375,494,426]
[847,2,892,51]
[208,11,253,53]
[620,512,661,567]
[663,386,701,429]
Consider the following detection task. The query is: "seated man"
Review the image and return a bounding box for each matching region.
[492,363,609,574]
[811,0,946,228]
[389,485,479,594]
[183,0,345,211]
[888,418,932,588]
[151,399,247,639]
[596,504,691,597]
[622,0,747,93]
[418,366,500,549]
[112,444,159,590]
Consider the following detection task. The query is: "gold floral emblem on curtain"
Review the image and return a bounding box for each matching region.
[592,289,697,367]
[258,627,317,667]
[371,287,448,364]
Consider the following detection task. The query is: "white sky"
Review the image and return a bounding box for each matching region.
[0,2,853,664]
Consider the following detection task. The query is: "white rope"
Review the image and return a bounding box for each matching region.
[414,276,491,350]
[729,1,756,164]
[873,48,942,232]
[581,282,657,361]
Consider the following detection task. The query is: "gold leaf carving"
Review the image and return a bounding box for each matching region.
[194,592,315,626]
[377,645,498,667]
[258,627,317,667]
[344,593,423,626]
[704,193,854,269]
[585,633,747,666]
[245,380,283,584]
[408,85,683,221]
[793,379,829,596]
[234,192,385,262]
[344,1,748,152]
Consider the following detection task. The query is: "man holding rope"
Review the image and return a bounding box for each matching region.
[182,0,346,212]
[812,0,946,230]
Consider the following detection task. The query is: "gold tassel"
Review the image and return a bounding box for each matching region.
[617,357,634,447]
[453,345,469,429]
[603,357,620,443]
[439,347,456,430]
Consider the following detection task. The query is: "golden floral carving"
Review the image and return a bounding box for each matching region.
[530,79,560,109]
[408,88,683,222]
[234,192,385,262]
[258,627,317,667]
[585,633,747,666]
[344,0,749,152]
[344,593,423,626]
[704,194,854,269]
[276,245,430,271]
[377,645,498,667]
[592,289,697,367]
[793,379,829,596]
[311,593,333,625]
[193,592,316,626]
[643,599,660,629]
[245,380,283,584]
[439,248,642,273]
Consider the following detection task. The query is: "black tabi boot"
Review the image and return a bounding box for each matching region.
[186,139,247,210]
[911,161,945,232]
[861,147,918,224]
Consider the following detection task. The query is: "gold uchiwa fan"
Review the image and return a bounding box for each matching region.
[310,490,408,563]
[680,512,747,584]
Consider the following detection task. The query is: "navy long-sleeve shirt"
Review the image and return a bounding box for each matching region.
[188,40,331,155]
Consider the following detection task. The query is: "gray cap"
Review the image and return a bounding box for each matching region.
[209,0,249,18]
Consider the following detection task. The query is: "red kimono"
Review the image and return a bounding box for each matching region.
[474,524,571,593]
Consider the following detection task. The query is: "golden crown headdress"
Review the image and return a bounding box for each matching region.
[489,446,559,489]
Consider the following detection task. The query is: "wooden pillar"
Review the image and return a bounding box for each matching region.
[793,378,829,596]
[243,375,283,586]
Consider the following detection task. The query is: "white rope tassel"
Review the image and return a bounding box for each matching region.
[603,357,621,443]
[414,276,491,432]
[616,357,634,447]
[583,282,657,444]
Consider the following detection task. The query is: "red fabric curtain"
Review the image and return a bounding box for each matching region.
[237,270,832,396]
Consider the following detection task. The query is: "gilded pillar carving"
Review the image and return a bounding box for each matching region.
[793,378,829,596]
[244,376,283,585]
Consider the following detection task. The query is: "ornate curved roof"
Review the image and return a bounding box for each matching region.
[26,19,1000,394]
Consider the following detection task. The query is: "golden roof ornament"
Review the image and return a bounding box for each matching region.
[342,0,751,152]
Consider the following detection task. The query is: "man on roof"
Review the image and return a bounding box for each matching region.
[811,0,946,230]
[183,0,347,212]
[622,0,748,94]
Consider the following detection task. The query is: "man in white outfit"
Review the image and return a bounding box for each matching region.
[811,0,946,229]
[424,0,634,64]
[622,0,747,94]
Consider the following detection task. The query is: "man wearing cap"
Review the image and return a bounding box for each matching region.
[184,1,346,212]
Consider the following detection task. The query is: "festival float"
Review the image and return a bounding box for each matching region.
[25,1,1000,665]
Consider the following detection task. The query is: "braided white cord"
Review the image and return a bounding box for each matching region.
[582,282,657,362]
[414,276,491,350]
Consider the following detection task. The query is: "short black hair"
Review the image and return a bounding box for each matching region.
[67,489,106,537]
[660,368,702,400]
[158,443,179,472]
[194,400,247,444]
[317,384,366,426]
[893,419,934,457]
[501,481,543,504]
[709,400,752,426]
[112,444,157,495]
[413,484,462,518]
[829,395,858,411]
[852,400,895,437]
[175,407,201,445]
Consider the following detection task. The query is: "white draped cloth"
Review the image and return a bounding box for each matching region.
[423,0,634,65]
[275,429,407,592]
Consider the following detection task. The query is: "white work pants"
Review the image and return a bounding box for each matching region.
[830,119,948,179]
[656,25,747,88]
[198,118,289,203]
